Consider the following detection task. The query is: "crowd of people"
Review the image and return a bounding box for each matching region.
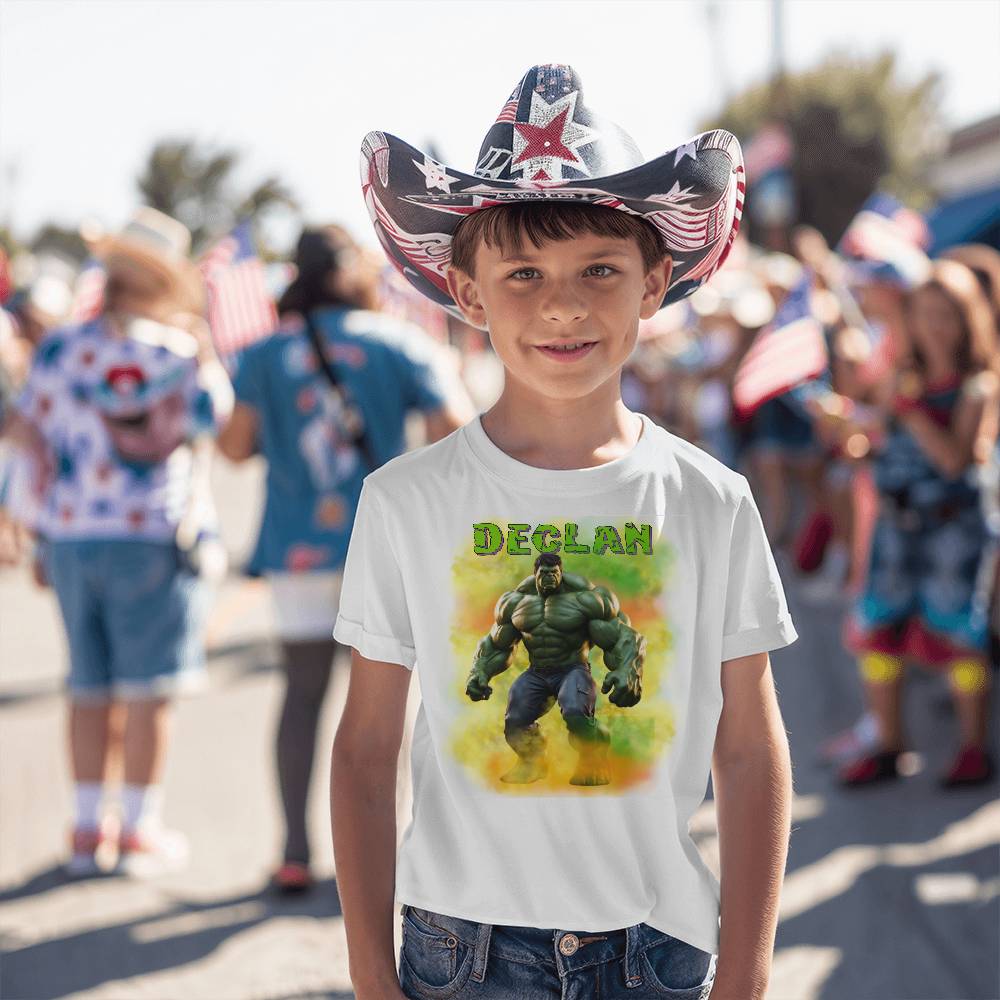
[0,188,997,886]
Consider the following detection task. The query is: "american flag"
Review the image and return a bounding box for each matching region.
[494,85,521,124]
[838,193,932,286]
[70,259,106,323]
[199,221,277,357]
[743,122,793,180]
[732,271,829,420]
[842,192,930,251]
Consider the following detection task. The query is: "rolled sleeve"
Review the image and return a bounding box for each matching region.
[333,480,417,669]
[721,478,799,662]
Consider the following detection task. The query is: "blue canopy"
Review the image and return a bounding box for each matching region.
[927,184,1000,255]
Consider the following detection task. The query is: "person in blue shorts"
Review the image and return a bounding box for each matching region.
[1,207,234,876]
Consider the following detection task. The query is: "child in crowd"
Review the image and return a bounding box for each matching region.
[840,259,1000,786]
[331,65,798,1000]
[2,208,234,876]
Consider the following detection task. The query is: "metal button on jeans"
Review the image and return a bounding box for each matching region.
[558,933,580,955]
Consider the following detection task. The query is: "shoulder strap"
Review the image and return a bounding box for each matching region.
[301,311,377,475]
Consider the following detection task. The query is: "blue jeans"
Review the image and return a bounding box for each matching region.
[398,904,717,999]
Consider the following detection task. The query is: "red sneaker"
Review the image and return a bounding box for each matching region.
[65,817,118,878]
[66,828,104,878]
[838,749,902,787]
[272,861,314,893]
[940,744,996,788]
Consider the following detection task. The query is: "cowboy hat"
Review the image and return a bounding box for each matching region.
[95,206,205,315]
[359,63,745,325]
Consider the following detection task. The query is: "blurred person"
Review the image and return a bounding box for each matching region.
[216,224,472,892]
[838,259,1000,787]
[0,255,76,389]
[1,207,234,876]
[941,243,1000,332]
[940,244,1000,675]
[0,258,76,565]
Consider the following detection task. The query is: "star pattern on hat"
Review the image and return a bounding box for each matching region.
[413,156,461,193]
[645,181,700,208]
[511,89,598,180]
[673,140,699,166]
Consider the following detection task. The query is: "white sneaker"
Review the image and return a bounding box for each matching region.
[115,826,189,878]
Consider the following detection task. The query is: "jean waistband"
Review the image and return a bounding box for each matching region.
[529,660,590,673]
[401,904,673,980]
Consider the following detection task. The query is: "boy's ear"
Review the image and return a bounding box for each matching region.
[639,256,673,320]
[446,265,487,328]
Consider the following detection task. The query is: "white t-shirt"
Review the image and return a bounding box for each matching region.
[333,410,798,953]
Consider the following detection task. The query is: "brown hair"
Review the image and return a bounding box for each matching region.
[450,202,667,277]
[940,243,1000,331]
[904,259,1000,381]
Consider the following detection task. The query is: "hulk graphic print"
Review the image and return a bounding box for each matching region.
[450,517,676,794]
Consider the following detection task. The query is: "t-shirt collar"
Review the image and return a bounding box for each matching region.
[460,410,657,493]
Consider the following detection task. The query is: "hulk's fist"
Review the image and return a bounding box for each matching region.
[601,666,642,707]
[466,670,493,701]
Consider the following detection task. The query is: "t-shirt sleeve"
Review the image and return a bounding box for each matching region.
[720,479,798,662]
[333,480,417,669]
[231,342,265,409]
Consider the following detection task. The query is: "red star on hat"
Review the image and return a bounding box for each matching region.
[513,108,575,167]
[508,89,598,180]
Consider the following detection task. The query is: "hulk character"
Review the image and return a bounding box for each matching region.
[466,552,646,786]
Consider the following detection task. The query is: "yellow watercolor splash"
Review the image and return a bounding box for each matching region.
[448,516,677,794]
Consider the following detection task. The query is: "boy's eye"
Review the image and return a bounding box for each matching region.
[585,264,616,278]
[508,267,540,281]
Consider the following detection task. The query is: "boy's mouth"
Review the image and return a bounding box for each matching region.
[535,341,597,361]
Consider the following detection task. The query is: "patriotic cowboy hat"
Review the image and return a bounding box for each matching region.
[360,63,745,325]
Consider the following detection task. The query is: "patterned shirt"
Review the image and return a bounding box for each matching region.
[15,317,229,542]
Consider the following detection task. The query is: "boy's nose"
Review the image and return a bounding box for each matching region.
[540,284,588,324]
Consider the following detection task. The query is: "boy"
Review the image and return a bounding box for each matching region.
[331,65,797,1000]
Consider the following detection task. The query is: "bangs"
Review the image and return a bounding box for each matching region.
[451,202,666,276]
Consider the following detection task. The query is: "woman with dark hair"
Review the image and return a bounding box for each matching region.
[839,259,1000,787]
[217,224,471,890]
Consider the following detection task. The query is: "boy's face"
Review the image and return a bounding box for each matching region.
[447,230,671,401]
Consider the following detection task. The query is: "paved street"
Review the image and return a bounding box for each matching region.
[0,458,997,1000]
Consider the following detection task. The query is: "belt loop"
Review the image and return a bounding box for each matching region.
[470,919,493,983]
[622,924,643,988]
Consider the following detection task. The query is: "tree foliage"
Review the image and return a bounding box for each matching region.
[135,140,298,255]
[702,51,944,246]
[29,224,88,263]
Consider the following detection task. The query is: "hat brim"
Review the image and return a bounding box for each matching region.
[96,234,206,315]
[360,129,744,327]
